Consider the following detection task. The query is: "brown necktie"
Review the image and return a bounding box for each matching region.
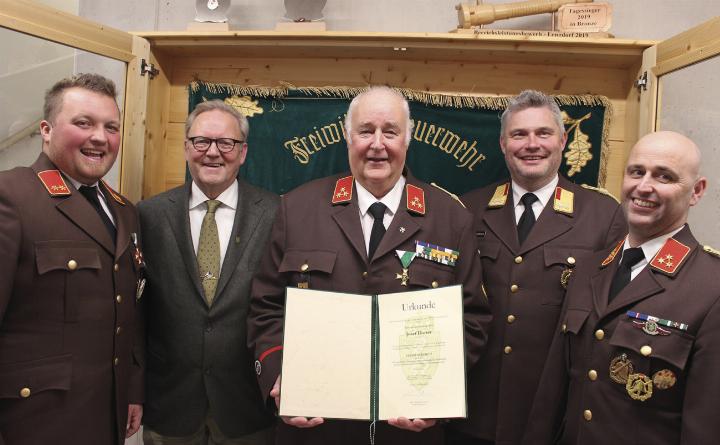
[197,200,221,305]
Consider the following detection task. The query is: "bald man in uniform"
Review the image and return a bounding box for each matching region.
[525,131,720,445]
[247,86,491,445]
[447,90,626,445]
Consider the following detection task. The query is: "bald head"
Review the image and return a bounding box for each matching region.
[622,131,706,246]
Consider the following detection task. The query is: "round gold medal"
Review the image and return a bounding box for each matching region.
[609,353,634,384]
[652,369,677,390]
[626,373,653,401]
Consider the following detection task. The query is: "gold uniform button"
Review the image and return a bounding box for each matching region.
[504,346,512,354]
[113,264,119,272]
[595,329,605,340]
[115,326,122,335]
[588,370,598,381]
[362,271,368,279]
[514,256,523,264]
[561,323,568,333]
[641,345,652,356]
[67,259,78,270]
[113,357,119,366]
[507,315,516,323]
[300,263,309,272]
[567,256,576,265]
[20,387,31,398]
[116,295,123,304]
[583,410,592,421]
[510,284,519,293]
[431,281,439,289]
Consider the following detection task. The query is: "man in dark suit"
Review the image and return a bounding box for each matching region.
[247,86,492,445]
[139,100,278,445]
[525,131,720,445]
[0,73,144,445]
[447,90,626,445]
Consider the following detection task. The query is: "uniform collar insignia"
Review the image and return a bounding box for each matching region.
[649,238,691,276]
[331,175,353,205]
[601,238,626,267]
[101,180,125,205]
[406,184,426,215]
[487,183,509,208]
[553,186,574,215]
[37,170,71,196]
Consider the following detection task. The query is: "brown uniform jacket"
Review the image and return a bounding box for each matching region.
[0,153,145,445]
[247,171,492,445]
[451,176,626,444]
[524,225,720,445]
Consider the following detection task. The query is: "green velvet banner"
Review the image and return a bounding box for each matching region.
[189,81,611,196]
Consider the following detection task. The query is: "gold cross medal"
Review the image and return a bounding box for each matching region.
[395,250,417,286]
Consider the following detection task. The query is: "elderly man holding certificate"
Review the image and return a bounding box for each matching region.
[247,86,491,445]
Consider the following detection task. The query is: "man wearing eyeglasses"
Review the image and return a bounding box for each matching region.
[138,100,279,445]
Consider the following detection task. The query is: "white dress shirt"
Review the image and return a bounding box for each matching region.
[356,176,406,255]
[512,174,559,224]
[189,180,238,268]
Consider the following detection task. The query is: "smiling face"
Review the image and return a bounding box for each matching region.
[185,109,247,199]
[622,131,706,246]
[347,89,409,198]
[500,106,567,191]
[40,87,121,185]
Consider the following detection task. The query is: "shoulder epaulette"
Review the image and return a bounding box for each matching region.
[430,182,466,208]
[581,184,620,204]
[487,183,509,208]
[101,180,125,205]
[331,175,353,204]
[37,170,71,196]
[406,184,426,215]
[703,245,720,258]
[553,186,574,215]
[650,238,691,276]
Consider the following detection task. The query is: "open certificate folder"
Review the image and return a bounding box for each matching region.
[279,285,467,421]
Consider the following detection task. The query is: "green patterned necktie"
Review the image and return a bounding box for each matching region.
[197,199,221,305]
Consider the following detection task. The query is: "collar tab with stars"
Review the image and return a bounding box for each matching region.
[331,175,353,205]
[37,170,71,196]
[406,184,425,215]
[650,238,691,276]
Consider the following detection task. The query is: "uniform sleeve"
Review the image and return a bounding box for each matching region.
[247,195,288,402]
[455,208,493,369]
[0,189,20,324]
[680,295,720,444]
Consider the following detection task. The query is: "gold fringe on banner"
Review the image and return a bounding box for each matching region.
[189,80,612,186]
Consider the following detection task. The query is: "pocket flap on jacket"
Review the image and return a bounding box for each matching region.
[35,240,101,275]
[610,318,694,370]
[477,240,501,260]
[564,308,591,335]
[0,354,72,399]
[544,246,591,267]
[279,250,337,274]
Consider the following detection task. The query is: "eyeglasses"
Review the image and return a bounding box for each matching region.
[187,136,244,153]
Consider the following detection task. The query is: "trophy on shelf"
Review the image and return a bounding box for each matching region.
[189,0,231,31]
[276,0,327,31]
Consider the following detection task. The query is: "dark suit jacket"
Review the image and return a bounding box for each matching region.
[525,225,720,445]
[248,171,492,445]
[450,176,626,445]
[138,179,279,437]
[0,153,144,445]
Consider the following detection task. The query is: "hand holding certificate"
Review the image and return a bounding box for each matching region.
[278,285,467,423]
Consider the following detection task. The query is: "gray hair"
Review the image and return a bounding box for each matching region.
[185,99,249,140]
[499,89,564,138]
[344,86,414,144]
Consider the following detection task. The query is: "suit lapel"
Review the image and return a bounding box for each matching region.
[602,269,664,317]
[519,202,573,255]
[483,196,520,254]
[55,192,116,255]
[373,192,420,263]
[100,182,131,260]
[214,180,265,300]
[165,183,204,299]
[332,195,368,264]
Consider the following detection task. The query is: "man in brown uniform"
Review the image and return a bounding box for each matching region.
[525,131,720,445]
[447,90,626,445]
[0,74,144,445]
[247,86,492,445]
